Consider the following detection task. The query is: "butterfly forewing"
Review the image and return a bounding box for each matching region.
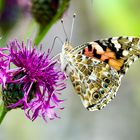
[62,36,140,111]
[93,37,140,75]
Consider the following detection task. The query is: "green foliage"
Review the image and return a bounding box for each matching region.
[0,102,8,124]
[94,0,140,35]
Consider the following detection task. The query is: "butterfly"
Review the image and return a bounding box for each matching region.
[60,36,140,111]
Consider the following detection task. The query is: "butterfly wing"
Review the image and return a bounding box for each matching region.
[65,37,140,111]
[71,37,140,75]
[69,57,121,111]
[93,37,140,75]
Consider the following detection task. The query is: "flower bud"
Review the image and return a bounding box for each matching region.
[31,0,70,26]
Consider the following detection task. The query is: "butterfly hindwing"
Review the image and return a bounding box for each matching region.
[69,56,121,111]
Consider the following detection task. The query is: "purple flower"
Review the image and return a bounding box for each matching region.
[0,48,10,88]
[1,40,66,122]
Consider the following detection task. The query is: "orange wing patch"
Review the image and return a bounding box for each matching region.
[83,44,124,71]
[84,47,94,57]
[109,58,124,71]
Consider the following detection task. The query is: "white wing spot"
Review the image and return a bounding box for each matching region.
[111,38,121,50]
[122,50,129,56]
[103,72,109,77]
[89,73,97,81]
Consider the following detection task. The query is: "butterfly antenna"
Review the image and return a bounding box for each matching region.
[70,13,76,43]
[49,36,63,54]
[61,19,69,42]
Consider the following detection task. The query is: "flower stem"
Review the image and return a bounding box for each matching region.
[0,103,8,124]
[0,0,4,11]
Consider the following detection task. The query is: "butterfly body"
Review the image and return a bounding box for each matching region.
[60,37,140,111]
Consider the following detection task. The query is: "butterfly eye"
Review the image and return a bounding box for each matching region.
[100,88,105,94]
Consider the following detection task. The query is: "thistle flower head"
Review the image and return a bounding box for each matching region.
[0,47,10,88]
[31,0,70,26]
[1,40,66,122]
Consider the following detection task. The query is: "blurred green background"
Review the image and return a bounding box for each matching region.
[1,0,140,140]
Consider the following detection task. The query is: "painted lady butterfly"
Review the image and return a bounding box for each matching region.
[59,15,140,111]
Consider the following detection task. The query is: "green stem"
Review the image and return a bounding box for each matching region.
[0,0,5,11]
[0,104,8,124]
